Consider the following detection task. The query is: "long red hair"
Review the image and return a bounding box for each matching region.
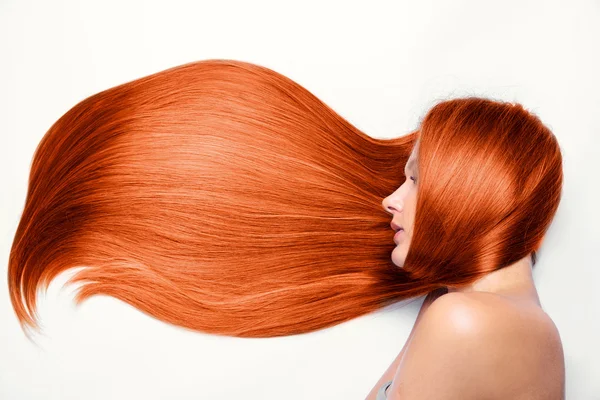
[8,59,563,338]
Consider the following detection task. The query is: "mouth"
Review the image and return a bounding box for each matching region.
[393,229,405,243]
[390,221,404,232]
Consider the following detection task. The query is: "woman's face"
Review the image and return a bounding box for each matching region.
[381,151,418,268]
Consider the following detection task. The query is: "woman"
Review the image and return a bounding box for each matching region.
[367,141,565,398]
[8,59,565,397]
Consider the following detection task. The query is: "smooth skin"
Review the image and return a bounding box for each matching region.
[366,148,566,399]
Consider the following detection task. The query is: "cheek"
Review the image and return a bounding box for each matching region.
[405,195,416,222]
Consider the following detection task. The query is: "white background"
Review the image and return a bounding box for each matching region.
[1,0,599,399]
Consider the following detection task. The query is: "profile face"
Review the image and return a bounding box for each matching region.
[381,151,418,268]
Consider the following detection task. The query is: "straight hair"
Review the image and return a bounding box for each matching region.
[8,59,563,338]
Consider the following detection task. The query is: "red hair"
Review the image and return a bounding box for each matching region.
[8,59,563,338]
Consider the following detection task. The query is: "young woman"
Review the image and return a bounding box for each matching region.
[366,142,565,398]
[8,59,565,398]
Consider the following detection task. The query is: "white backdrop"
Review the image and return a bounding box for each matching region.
[1,1,598,399]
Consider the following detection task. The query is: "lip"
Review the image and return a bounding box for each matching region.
[394,229,404,242]
[390,221,403,232]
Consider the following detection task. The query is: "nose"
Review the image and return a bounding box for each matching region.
[382,193,402,216]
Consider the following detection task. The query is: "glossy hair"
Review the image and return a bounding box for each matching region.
[8,59,562,338]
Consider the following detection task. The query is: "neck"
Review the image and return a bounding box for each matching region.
[447,255,541,306]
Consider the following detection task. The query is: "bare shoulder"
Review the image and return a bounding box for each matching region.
[389,292,565,400]
[431,291,564,348]
[428,291,559,334]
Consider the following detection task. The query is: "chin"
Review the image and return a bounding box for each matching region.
[391,247,406,268]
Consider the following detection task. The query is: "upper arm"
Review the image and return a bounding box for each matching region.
[386,293,519,400]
